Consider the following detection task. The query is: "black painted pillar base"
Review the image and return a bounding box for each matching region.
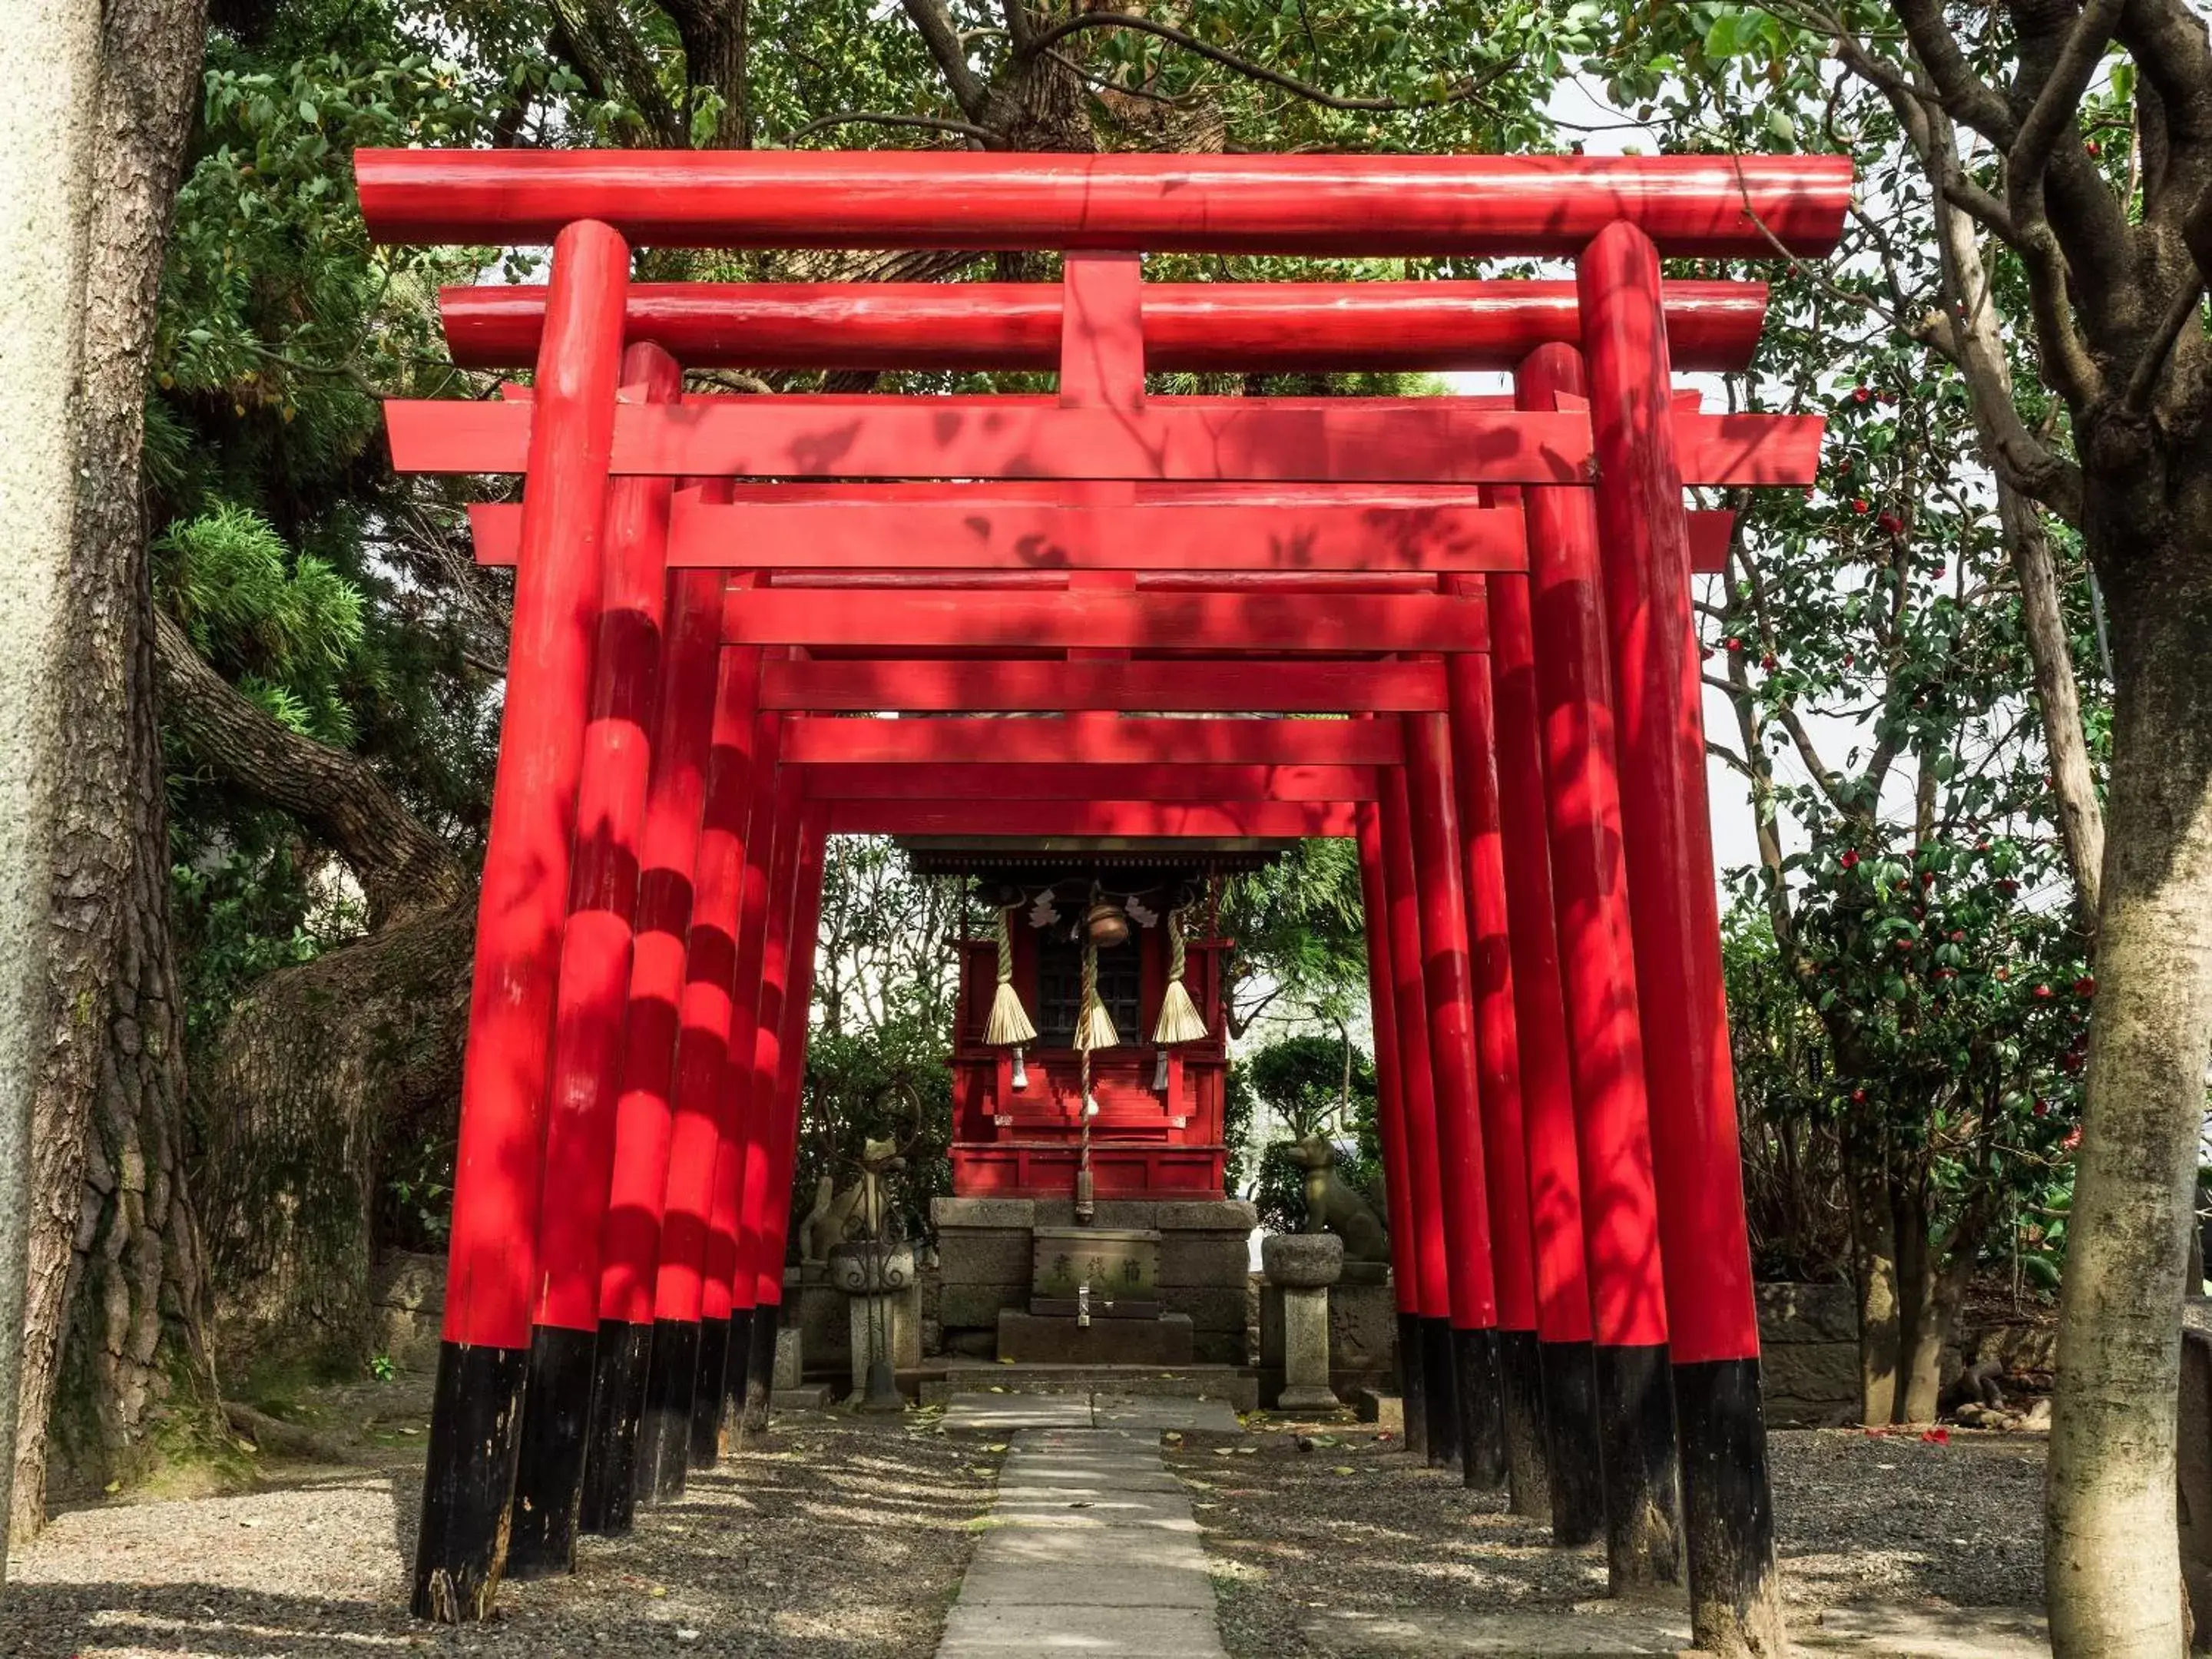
[1675,1357,1784,1652]
[1454,1325,1507,1490]
[505,1324,598,1579]
[1421,1315,1460,1469]
[636,1318,697,1502]
[578,1319,650,1536]
[1498,1327,1551,1518]
[689,1315,730,1469]
[1594,1341,1683,1593]
[1537,1338,1606,1547]
[739,1303,777,1439]
[412,1340,528,1622]
[720,1307,755,1445]
[1396,1311,1429,1459]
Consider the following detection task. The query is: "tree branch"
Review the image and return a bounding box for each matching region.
[2009,0,2128,194]
[548,0,686,147]
[154,611,465,928]
[1892,0,2018,144]
[899,0,991,120]
[783,109,998,146]
[1018,11,1505,114]
[2124,271,2207,409]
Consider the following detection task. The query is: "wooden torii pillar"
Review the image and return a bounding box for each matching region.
[361,147,1847,1651]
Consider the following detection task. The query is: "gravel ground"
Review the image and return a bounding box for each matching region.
[2,1379,1002,1659]
[1169,1418,2046,1658]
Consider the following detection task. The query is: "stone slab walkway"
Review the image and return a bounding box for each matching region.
[935,1425,1228,1658]
[942,1390,1243,1433]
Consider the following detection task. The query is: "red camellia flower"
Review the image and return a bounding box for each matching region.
[1921,870,1936,886]
[1761,652,1777,671]
[1852,498,1870,514]
[1877,511,1904,535]
[2034,983,2054,1000]
[2073,975,2096,998]
[1724,636,1743,652]
[1853,386,1871,402]
[1851,1088,1867,1103]
[1895,939,1914,952]
[2033,1098,2051,1118]
[1839,849,1860,869]
[2062,1127,2082,1152]
[1949,929,1965,942]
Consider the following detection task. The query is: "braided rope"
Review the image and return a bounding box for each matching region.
[1075,936,1118,1051]
[983,903,1036,1047]
[1152,906,1208,1046]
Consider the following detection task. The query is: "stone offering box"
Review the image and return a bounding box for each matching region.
[935,1195,1257,1365]
[1032,1226,1158,1313]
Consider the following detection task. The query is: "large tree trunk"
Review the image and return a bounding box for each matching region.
[152,610,472,1365]
[9,0,207,1538]
[44,628,209,1505]
[2045,511,2212,1658]
[1996,481,2105,923]
[1845,1126,1902,1426]
[196,901,473,1363]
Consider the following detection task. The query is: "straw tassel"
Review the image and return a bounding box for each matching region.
[983,905,1036,1048]
[1151,908,1207,1045]
[1075,938,1119,1053]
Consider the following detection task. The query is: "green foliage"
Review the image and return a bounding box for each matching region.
[379,1131,455,1252]
[157,505,366,743]
[1240,1035,1382,1234]
[1222,1064,1256,1197]
[794,1016,954,1250]
[1218,836,1368,1035]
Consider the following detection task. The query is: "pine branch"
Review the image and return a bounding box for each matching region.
[153,611,465,928]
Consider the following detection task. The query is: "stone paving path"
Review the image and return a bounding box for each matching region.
[935,1421,1228,1658]
[942,1390,1243,1433]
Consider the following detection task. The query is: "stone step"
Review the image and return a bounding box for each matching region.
[922,1361,1258,1411]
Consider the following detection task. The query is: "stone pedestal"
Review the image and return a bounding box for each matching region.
[773,1326,805,1389]
[933,1196,1257,1365]
[789,1260,923,1381]
[1263,1233,1343,1412]
[829,1241,918,1410]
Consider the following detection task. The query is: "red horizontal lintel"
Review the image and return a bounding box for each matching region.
[798,763,1379,802]
[781,715,1401,767]
[357,150,1852,259]
[465,496,1737,577]
[758,658,1449,713]
[439,279,1770,374]
[390,399,1823,488]
[826,797,1359,838]
[721,589,1488,654]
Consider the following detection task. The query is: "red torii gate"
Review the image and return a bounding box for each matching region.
[361,146,1849,1653]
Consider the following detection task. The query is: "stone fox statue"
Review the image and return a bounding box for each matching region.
[1283,1134,1391,1263]
[800,1174,863,1263]
[800,1134,904,1260]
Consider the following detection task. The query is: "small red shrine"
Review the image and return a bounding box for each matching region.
[906,839,1282,1201]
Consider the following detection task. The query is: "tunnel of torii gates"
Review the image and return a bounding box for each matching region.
[355,147,1851,1631]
